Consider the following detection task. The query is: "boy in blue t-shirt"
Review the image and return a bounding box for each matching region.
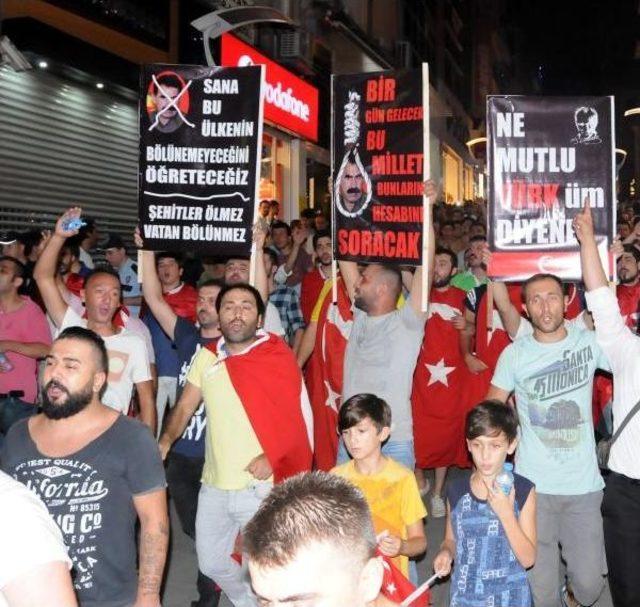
[433,401,536,607]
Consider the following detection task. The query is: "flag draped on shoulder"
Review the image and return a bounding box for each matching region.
[206,333,312,482]
[305,277,353,471]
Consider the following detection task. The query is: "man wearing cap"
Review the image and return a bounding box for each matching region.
[104,234,142,317]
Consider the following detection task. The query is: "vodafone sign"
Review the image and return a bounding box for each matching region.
[221,33,319,142]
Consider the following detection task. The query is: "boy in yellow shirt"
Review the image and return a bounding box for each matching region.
[332,393,427,579]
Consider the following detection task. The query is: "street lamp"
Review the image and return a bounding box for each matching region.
[191,6,295,67]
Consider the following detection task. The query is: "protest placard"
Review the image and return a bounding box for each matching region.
[331,67,429,266]
[139,63,264,257]
[487,96,615,280]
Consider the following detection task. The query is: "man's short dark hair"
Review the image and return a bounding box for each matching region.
[466,400,519,443]
[441,221,455,230]
[57,326,109,376]
[270,220,291,237]
[522,273,563,300]
[151,73,183,94]
[215,283,266,318]
[435,246,457,270]
[22,230,44,257]
[263,247,279,267]
[0,255,25,279]
[301,208,316,220]
[156,251,183,267]
[338,393,392,433]
[198,278,225,291]
[621,245,640,264]
[243,471,376,568]
[313,230,331,250]
[469,234,487,244]
[83,266,122,291]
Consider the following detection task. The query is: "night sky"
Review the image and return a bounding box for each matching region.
[506,0,639,98]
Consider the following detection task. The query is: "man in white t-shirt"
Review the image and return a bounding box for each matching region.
[0,469,76,607]
[34,208,155,434]
[576,202,640,607]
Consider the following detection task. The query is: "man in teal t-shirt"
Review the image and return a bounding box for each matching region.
[488,273,609,607]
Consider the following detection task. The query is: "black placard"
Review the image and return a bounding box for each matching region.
[139,63,264,256]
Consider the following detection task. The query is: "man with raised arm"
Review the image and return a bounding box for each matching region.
[34,208,155,433]
[487,247,609,605]
[337,179,436,471]
[575,201,640,607]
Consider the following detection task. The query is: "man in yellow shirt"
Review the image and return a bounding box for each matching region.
[332,393,427,579]
[159,283,313,607]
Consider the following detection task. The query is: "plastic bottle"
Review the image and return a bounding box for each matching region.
[61,217,86,231]
[495,462,514,495]
[0,352,13,373]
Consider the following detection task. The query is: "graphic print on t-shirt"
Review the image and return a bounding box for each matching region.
[178,343,206,443]
[523,344,594,459]
[13,457,109,591]
[107,348,130,383]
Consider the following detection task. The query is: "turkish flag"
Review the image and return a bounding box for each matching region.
[411,286,471,469]
[304,277,353,470]
[379,553,429,607]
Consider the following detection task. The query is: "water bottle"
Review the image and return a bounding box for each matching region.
[61,217,86,231]
[495,462,514,495]
[0,352,13,373]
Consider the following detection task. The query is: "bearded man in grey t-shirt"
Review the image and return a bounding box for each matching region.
[337,180,436,470]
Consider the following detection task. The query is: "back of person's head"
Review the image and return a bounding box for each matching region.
[244,471,377,568]
[465,400,519,443]
[338,393,391,434]
[215,283,266,318]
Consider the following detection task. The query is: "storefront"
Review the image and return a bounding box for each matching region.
[220,33,323,222]
[0,63,139,235]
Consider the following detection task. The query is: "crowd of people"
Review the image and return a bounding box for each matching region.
[0,186,639,607]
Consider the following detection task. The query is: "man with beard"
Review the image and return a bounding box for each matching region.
[138,236,222,607]
[487,274,610,607]
[35,208,155,433]
[149,73,185,134]
[299,230,333,324]
[450,235,488,292]
[410,247,470,517]
[223,250,285,338]
[337,180,436,473]
[1,326,168,607]
[158,284,313,607]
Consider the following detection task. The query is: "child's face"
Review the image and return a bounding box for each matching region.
[342,417,390,461]
[466,431,517,478]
